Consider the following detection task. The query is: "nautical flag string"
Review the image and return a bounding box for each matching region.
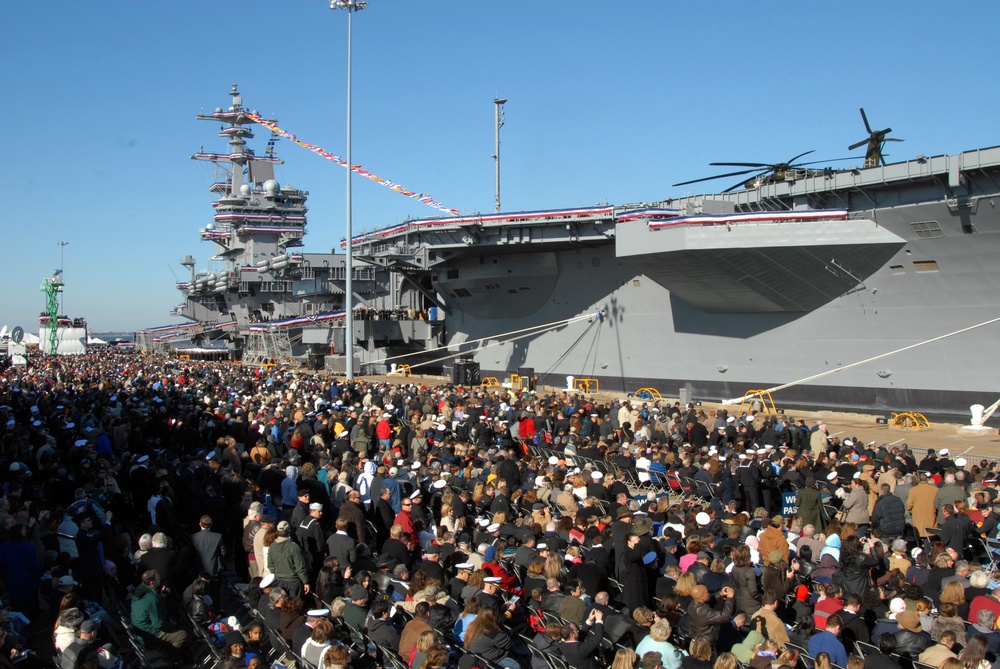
[245,112,460,216]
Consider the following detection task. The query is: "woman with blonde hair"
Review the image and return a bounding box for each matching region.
[682,637,714,669]
[814,652,831,669]
[940,580,969,620]
[714,653,738,669]
[673,572,697,609]
[611,648,638,669]
[408,630,436,668]
[543,554,564,580]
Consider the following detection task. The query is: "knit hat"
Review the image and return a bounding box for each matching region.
[889,598,907,619]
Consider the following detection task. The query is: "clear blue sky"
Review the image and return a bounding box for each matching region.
[2,2,998,332]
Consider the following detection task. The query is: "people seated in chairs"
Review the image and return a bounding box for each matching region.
[399,601,433,659]
[362,599,398,656]
[893,610,932,658]
[556,608,605,669]
[919,629,959,666]
[634,619,682,669]
[131,569,189,654]
[808,613,849,667]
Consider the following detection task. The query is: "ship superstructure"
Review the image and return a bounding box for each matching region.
[138,86,440,369]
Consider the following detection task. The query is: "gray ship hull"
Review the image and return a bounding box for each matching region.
[413,150,1000,416]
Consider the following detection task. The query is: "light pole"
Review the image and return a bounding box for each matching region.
[492,98,506,213]
[57,241,69,314]
[331,0,366,381]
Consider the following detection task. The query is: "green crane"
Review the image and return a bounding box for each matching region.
[41,271,63,355]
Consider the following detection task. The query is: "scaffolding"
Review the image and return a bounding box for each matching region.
[243,330,294,366]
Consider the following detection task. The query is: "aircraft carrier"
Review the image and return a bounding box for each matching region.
[145,87,1000,416]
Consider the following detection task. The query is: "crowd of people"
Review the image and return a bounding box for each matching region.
[1,350,1000,669]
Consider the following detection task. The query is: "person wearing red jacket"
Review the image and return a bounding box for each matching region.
[480,545,521,595]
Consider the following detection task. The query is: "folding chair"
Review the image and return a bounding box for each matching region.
[983,539,1000,574]
[855,641,879,657]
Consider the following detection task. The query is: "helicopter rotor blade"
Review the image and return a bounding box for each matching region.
[795,157,862,167]
[709,162,770,168]
[785,150,816,166]
[848,139,869,151]
[672,168,762,187]
[860,107,872,134]
[884,138,904,142]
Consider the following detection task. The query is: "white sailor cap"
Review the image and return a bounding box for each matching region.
[409,490,422,499]
[306,608,330,617]
[591,471,603,480]
[433,479,448,489]
[455,563,474,570]
[940,449,950,456]
[956,458,967,467]
[738,454,747,460]
[826,471,838,481]
[487,523,500,532]
[695,512,711,526]
[259,574,276,588]
[309,503,323,510]
[844,439,853,447]
[411,462,421,470]
[478,518,490,527]
[548,456,559,465]
[484,577,502,583]
[852,472,861,479]
[726,416,735,423]
[75,439,87,447]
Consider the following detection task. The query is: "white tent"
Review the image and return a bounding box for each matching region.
[88,336,109,346]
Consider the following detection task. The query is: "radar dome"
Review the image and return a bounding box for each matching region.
[206,223,216,230]
[215,107,223,113]
[263,179,280,195]
[240,184,251,196]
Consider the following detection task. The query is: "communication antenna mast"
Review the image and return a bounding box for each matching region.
[492,97,506,212]
[57,241,69,314]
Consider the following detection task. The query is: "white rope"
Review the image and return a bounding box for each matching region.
[364,311,602,371]
[722,315,1000,404]
[378,311,601,364]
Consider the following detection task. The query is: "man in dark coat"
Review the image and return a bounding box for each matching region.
[557,609,605,669]
[796,478,826,532]
[190,515,223,578]
[871,483,907,540]
[688,584,736,643]
[339,490,367,545]
[74,514,106,603]
[326,517,358,570]
[373,487,396,548]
